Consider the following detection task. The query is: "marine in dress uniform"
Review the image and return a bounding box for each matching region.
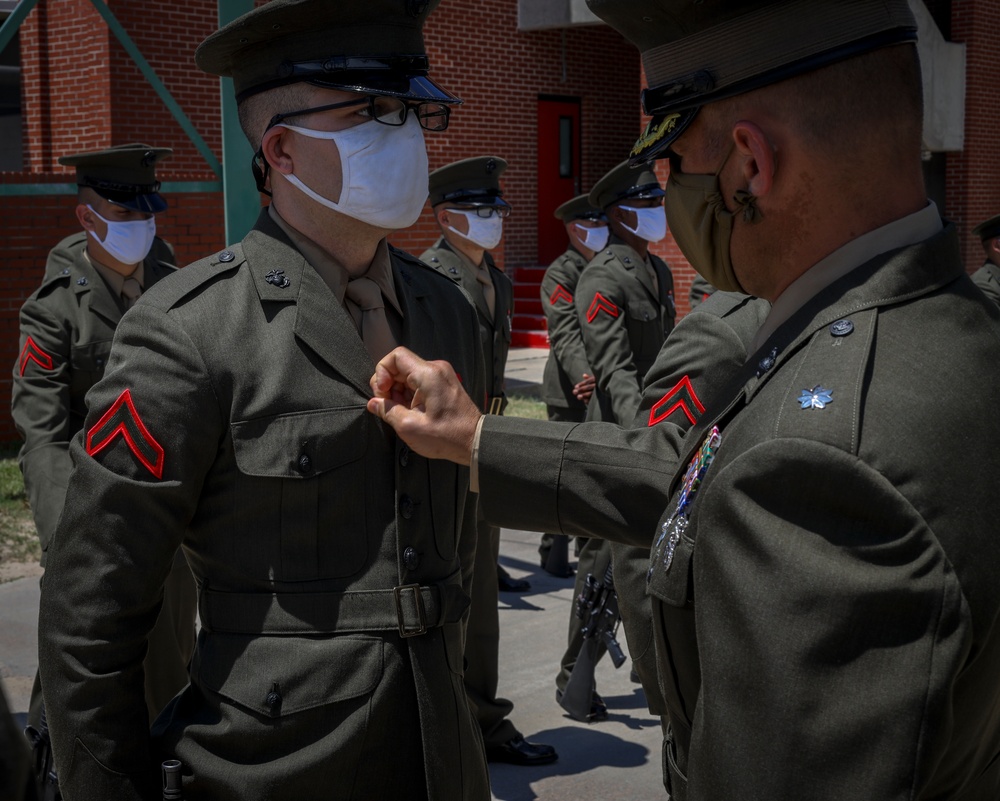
[12,144,195,741]
[537,194,604,577]
[36,3,491,800]
[970,213,1000,308]
[560,160,675,720]
[421,158,557,766]
[370,1,1000,798]
[540,194,605,423]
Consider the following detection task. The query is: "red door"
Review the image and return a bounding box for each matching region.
[537,98,581,265]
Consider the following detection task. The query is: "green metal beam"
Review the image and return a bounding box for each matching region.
[0,0,40,56]
[218,0,258,242]
[88,0,222,178]
[0,181,222,196]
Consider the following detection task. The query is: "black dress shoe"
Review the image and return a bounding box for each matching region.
[556,689,608,722]
[496,565,531,592]
[486,734,558,766]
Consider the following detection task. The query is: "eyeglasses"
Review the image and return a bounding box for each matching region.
[451,206,511,219]
[266,95,451,132]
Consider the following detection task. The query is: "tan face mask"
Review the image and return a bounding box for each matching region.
[663,144,761,294]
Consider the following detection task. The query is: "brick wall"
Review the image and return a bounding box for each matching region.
[389,0,641,271]
[949,2,1000,272]
[1,0,224,443]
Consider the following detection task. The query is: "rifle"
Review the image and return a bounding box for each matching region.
[558,562,626,722]
[23,703,61,801]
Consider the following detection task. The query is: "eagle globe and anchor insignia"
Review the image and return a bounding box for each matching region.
[649,425,722,581]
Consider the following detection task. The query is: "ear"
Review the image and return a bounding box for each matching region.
[990,237,1000,258]
[435,207,450,227]
[260,126,295,176]
[75,204,95,232]
[732,121,775,199]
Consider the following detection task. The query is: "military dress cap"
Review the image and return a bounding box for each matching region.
[58,143,171,214]
[195,0,460,105]
[588,160,664,211]
[973,213,1000,242]
[554,194,605,222]
[585,0,918,164]
[429,156,510,208]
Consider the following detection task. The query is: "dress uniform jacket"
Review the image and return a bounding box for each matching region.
[478,292,769,714]
[37,211,490,801]
[421,237,518,747]
[476,224,1000,799]
[14,232,193,725]
[572,236,675,713]
[540,245,591,418]
[971,260,1000,309]
[575,237,675,425]
[12,232,176,556]
[421,238,513,414]
[643,225,1000,801]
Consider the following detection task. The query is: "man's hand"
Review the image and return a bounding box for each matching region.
[573,373,597,405]
[367,347,482,466]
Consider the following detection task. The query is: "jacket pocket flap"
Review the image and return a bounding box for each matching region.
[232,406,367,478]
[195,633,384,717]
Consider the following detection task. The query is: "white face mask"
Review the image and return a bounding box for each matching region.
[86,205,156,265]
[447,209,504,250]
[573,222,609,253]
[278,115,429,230]
[620,205,667,243]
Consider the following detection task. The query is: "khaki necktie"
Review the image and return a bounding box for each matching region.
[475,267,496,320]
[122,277,142,309]
[345,277,396,362]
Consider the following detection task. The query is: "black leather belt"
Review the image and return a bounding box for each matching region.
[198,573,468,638]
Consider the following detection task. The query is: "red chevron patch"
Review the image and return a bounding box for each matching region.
[586,292,619,323]
[549,285,573,305]
[19,337,54,375]
[86,389,165,479]
[648,375,706,427]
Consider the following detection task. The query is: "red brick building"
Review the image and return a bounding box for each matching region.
[0,0,997,444]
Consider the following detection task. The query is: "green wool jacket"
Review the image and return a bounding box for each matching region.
[38,211,490,801]
[421,238,513,413]
[477,225,1000,800]
[12,232,176,559]
[971,260,1000,309]
[574,238,676,424]
[539,245,591,413]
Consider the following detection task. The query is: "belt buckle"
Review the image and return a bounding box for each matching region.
[488,396,503,415]
[393,584,427,638]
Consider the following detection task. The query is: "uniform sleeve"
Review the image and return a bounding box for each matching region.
[634,305,751,429]
[575,263,642,424]
[540,260,590,384]
[685,440,966,801]
[11,295,74,552]
[37,304,222,801]
[477,303,756,546]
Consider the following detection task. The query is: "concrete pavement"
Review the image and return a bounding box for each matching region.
[0,348,668,799]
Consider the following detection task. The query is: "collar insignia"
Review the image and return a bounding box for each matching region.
[798,386,833,409]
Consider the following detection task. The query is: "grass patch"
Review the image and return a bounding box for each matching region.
[505,394,547,420]
[0,458,39,566]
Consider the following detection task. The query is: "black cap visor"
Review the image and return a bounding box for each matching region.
[440,189,509,209]
[309,72,461,104]
[81,178,167,213]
